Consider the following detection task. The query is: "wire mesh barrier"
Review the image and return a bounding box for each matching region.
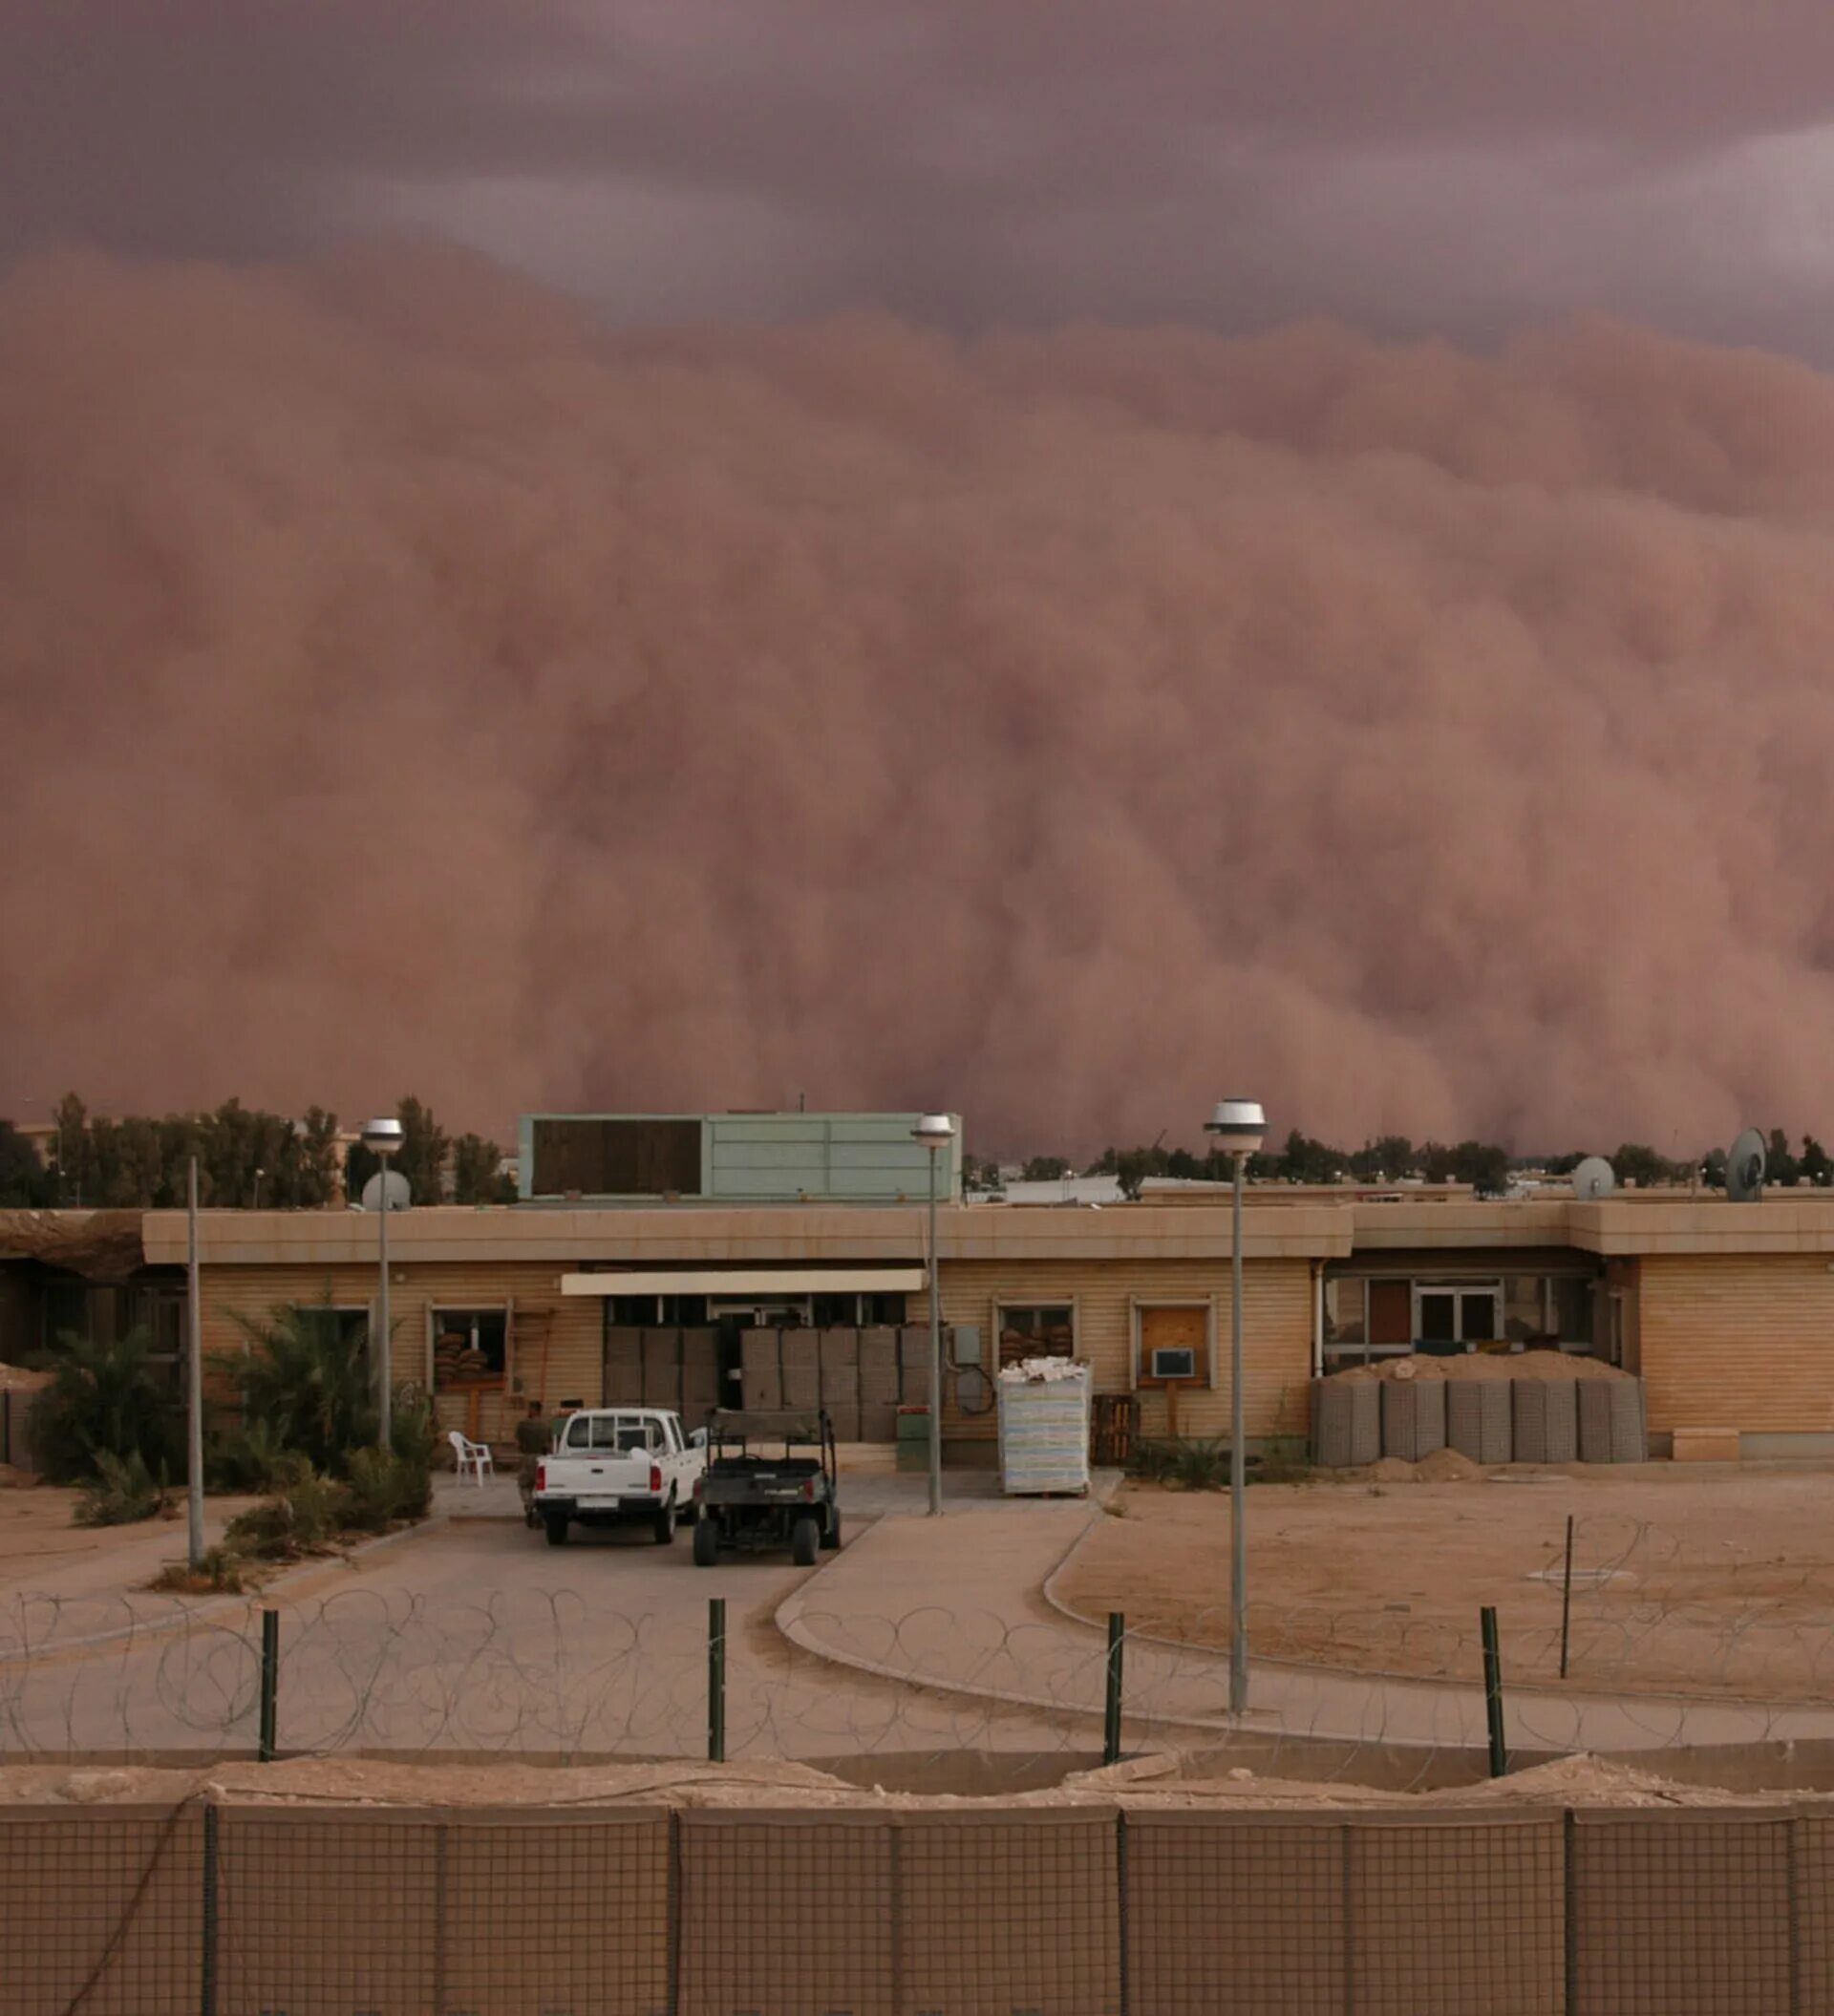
[13,1567,1834,1773]
[7,1799,1834,2014]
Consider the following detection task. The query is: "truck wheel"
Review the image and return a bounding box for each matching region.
[791,1514,821,1567]
[652,1496,677,1545]
[693,1517,720,1567]
[544,1515,569,1548]
[821,1510,842,1552]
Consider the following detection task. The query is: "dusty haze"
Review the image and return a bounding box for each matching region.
[6,247,1834,1154]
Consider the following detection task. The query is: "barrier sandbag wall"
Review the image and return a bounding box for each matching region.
[1514,1380,1579,1465]
[11,1798,1824,2016]
[736,1326,946,1436]
[1446,1382,1513,1465]
[1380,1379,1447,1462]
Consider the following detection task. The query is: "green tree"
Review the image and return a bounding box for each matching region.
[0,1121,53,1205]
[1701,1146,1728,1190]
[51,1092,89,1203]
[1450,1140,1512,1197]
[231,1299,378,1474]
[396,1095,450,1203]
[1021,1156,1073,1182]
[1610,1143,1672,1189]
[1802,1137,1833,1187]
[1350,1135,1416,1181]
[452,1133,514,1204]
[1768,1128,1802,1187]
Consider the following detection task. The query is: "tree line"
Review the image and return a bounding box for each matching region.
[0,1093,516,1210]
[966,1128,1834,1200]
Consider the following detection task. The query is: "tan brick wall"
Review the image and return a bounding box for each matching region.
[915,1258,1313,1442]
[198,1259,599,1446]
[1638,1254,1834,1433]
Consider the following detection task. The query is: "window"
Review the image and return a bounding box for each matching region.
[996,1304,1075,1366]
[433,1308,508,1387]
[1550,1277,1591,1344]
[1414,1284,1500,1347]
[290,1305,370,1355]
[812,1292,861,1326]
[863,1292,909,1325]
[1324,1279,1367,1348]
[1503,1276,1548,1342]
[606,1293,710,1326]
[565,1413,663,1453]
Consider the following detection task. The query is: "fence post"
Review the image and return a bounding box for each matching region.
[257,1610,279,1763]
[200,1803,219,2016]
[1104,1612,1126,1766]
[1559,1514,1575,1680]
[707,1597,726,1764]
[1480,1604,1506,1778]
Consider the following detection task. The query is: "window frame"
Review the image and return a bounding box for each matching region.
[993,1299,1079,1368]
[1128,1297,1220,1390]
[429,1305,512,1388]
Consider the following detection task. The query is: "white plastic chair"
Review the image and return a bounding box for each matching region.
[448,1429,494,1484]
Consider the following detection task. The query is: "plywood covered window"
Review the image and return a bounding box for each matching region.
[1134,1304,1215,1388]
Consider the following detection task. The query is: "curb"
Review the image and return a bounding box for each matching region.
[772,1507,1277,1736]
[0,1513,452,1663]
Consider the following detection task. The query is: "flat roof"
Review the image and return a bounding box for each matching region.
[121,1193,1834,1269]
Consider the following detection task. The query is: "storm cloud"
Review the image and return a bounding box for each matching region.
[6,248,1834,1154]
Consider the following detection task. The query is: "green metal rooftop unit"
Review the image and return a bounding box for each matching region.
[518,1112,963,1205]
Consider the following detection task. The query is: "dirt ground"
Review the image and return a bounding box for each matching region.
[0,1481,262,1602]
[1058,1469,1834,1701]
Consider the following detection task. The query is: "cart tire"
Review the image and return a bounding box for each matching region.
[821,1510,842,1552]
[652,1496,677,1545]
[544,1515,569,1548]
[693,1517,720,1567]
[791,1514,821,1567]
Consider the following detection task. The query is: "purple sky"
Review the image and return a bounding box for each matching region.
[11,2,1834,350]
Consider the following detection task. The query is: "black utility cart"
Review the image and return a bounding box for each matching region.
[691,1408,842,1566]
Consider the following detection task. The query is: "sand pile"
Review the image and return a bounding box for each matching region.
[1355,1450,1488,1484]
[1336,1352,1631,1384]
[0,1362,52,1393]
[0,1464,41,1489]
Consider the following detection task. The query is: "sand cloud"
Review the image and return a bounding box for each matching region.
[5,247,1834,1154]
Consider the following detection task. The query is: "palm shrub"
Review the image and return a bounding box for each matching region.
[74,1449,171,1526]
[230,1299,377,1474]
[32,1327,181,1484]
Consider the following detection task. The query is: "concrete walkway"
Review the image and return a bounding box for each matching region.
[777,1503,1834,1753]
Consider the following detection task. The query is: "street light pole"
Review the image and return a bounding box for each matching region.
[1205,1097,1267,1719]
[360,1117,406,1450]
[911,1114,956,1517]
[186,1156,204,1569]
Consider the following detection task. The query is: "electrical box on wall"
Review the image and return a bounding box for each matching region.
[952,1325,982,1366]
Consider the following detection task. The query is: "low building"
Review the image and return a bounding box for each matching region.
[10,1179,1834,1461]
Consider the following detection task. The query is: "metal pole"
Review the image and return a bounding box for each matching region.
[1229,1150,1248,1716]
[186,1157,205,1569]
[377,1170,393,1450]
[258,1609,279,1762]
[707,1597,727,1763]
[1104,1612,1126,1765]
[1559,1514,1575,1680]
[1481,1604,1507,1778]
[927,1148,943,1517]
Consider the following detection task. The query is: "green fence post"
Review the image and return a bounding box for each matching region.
[1480,1604,1506,1778]
[200,1803,218,2016]
[257,1609,279,1763]
[1104,1612,1125,1766]
[708,1597,726,1764]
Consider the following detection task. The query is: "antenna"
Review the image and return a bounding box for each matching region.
[1726,1128,1767,1203]
[1571,1156,1616,1201]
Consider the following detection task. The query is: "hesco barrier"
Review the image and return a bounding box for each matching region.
[2,1799,1827,2015]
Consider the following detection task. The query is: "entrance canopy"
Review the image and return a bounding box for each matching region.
[561,1267,927,1298]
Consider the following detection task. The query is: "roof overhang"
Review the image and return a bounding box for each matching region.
[562,1267,928,1298]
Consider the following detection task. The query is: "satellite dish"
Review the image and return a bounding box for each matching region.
[360,1170,412,1213]
[1726,1128,1767,1203]
[1571,1156,1616,1201]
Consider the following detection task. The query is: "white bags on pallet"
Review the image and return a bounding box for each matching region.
[996,1358,1093,1496]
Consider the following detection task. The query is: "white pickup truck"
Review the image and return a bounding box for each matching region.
[531,1408,708,1547]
